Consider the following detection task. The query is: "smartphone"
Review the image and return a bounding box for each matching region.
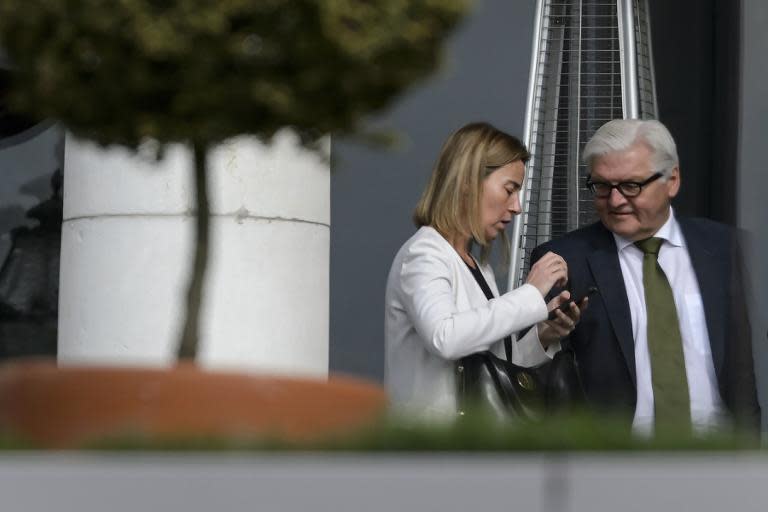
[547,286,598,320]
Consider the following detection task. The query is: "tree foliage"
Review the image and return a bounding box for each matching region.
[0,0,468,361]
[0,0,468,147]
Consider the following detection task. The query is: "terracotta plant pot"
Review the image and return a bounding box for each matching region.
[0,359,387,448]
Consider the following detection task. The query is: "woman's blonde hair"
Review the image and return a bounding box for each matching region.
[413,122,530,263]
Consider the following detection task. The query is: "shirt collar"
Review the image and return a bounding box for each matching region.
[612,207,683,252]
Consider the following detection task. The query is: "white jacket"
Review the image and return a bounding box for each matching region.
[384,226,553,422]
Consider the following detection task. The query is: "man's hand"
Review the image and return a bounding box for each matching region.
[537,290,588,348]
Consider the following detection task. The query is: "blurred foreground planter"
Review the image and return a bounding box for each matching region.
[0,360,387,449]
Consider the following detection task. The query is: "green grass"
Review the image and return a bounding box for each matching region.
[1,412,762,452]
[88,412,763,452]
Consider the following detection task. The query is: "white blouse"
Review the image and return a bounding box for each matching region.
[384,226,552,422]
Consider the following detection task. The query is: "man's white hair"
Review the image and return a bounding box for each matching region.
[582,119,679,179]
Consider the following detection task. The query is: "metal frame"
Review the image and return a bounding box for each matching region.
[508,0,657,291]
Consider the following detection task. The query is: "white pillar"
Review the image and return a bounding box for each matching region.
[58,131,330,377]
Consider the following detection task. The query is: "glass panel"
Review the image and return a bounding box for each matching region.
[0,67,62,360]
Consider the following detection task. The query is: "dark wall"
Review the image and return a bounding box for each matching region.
[649,0,741,223]
[739,0,768,428]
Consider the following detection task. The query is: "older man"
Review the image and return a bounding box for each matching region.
[531,119,760,435]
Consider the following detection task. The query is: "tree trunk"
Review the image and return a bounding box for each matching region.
[177,142,209,360]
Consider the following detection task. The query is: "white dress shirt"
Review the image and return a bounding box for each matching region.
[384,226,553,422]
[613,209,727,436]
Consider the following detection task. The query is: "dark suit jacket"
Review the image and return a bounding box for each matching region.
[531,218,761,431]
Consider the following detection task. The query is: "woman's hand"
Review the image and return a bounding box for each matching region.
[526,251,568,297]
[537,291,588,348]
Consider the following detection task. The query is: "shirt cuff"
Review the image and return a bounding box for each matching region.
[514,322,558,366]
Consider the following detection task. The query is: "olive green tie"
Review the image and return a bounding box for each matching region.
[635,237,691,432]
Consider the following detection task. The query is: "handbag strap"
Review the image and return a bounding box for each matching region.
[462,259,513,362]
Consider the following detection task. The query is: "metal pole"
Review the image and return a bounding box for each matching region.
[508,0,546,292]
[618,0,640,118]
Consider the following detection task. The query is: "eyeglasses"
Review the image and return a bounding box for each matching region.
[586,171,664,198]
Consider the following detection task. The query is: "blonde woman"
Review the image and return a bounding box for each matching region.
[384,122,585,421]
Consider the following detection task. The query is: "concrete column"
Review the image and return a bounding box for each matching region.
[58,131,330,377]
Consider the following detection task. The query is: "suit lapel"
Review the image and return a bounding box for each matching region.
[679,219,725,378]
[586,224,637,386]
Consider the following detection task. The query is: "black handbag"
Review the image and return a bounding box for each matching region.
[457,261,586,421]
[457,347,585,420]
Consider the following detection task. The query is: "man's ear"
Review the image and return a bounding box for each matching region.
[667,166,681,198]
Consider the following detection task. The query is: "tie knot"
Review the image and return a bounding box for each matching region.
[635,237,663,255]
